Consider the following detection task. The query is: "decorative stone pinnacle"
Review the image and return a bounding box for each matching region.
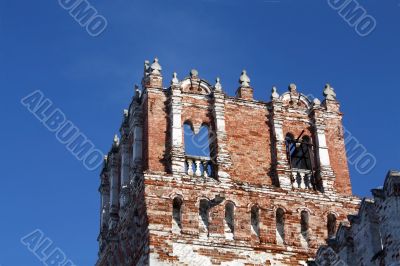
[313,98,321,106]
[150,57,162,75]
[239,70,250,88]
[123,109,129,117]
[144,60,150,76]
[171,72,179,85]
[113,134,120,146]
[271,86,279,100]
[288,83,297,92]
[214,77,222,92]
[103,155,108,167]
[190,69,199,79]
[134,85,141,99]
[323,83,337,100]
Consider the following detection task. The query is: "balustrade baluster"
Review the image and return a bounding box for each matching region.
[187,159,194,176]
[195,160,202,177]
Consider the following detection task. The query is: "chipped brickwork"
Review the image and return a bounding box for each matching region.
[314,170,400,266]
[96,59,360,266]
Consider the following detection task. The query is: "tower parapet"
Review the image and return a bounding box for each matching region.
[96,58,360,265]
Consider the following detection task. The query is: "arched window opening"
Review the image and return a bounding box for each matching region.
[327,213,337,239]
[225,202,235,239]
[300,211,309,247]
[285,133,315,171]
[183,123,213,177]
[251,206,260,237]
[184,123,211,157]
[172,197,183,233]
[199,199,210,235]
[276,208,285,245]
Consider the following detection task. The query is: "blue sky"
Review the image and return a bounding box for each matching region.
[1,0,400,265]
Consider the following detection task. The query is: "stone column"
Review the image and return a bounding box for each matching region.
[270,93,292,189]
[119,138,130,208]
[132,121,143,169]
[311,98,335,192]
[169,73,185,174]
[109,150,120,215]
[212,78,232,180]
[99,171,110,232]
[108,137,120,235]
[118,110,131,209]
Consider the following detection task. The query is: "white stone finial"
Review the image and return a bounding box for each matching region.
[103,155,108,167]
[144,60,150,76]
[323,83,337,100]
[150,57,162,75]
[171,72,179,85]
[313,98,321,106]
[289,83,297,92]
[271,86,279,100]
[123,109,129,117]
[134,84,141,99]
[239,70,250,88]
[114,134,119,143]
[190,69,199,79]
[214,77,222,92]
[113,134,120,147]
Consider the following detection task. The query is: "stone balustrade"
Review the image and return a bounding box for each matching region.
[185,155,212,178]
[290,169,314,190]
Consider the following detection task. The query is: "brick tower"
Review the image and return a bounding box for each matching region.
[96,58,360,265]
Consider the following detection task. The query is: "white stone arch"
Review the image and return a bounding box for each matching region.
[179,78,213,95]
[195,196,212,208]
[280,92,313,109]
[323,210,340,222]
[224,200,235,239]
[223,199,239,208]
[168,192,186,201]
[247,202,261,212]
[296,207,314,216]
[273,205,288,213]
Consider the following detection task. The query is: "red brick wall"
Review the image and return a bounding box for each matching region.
[225,102,273,186]
[325,117,352,195]
[143,178,360,265]
[143,89,168,173]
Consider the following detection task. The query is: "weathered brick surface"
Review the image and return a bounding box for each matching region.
[323,101,352,196]
[314,170,400,266]
[143,90,169,173]
[96,60,361,266]
[225,101,273,186]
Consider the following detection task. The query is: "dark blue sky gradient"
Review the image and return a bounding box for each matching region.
[1,0,400,264]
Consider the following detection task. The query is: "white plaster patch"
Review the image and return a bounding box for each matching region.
[172,242,213,266]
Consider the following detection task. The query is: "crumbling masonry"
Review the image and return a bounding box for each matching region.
[96,58,362,265]
[313,170,400,266]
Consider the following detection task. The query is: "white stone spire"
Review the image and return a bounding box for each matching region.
[214,77,222,92]
[134,84,141,99]
[144,60,150,76]
[150,58,162,76]
[239,70,250,88]
[171,72,179,86]
[271,86,279,100]
[113,134,120,147]
[288,83,297,92]
[323,84,337,100]
[190,69,199,79]
[313,98,321,106]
